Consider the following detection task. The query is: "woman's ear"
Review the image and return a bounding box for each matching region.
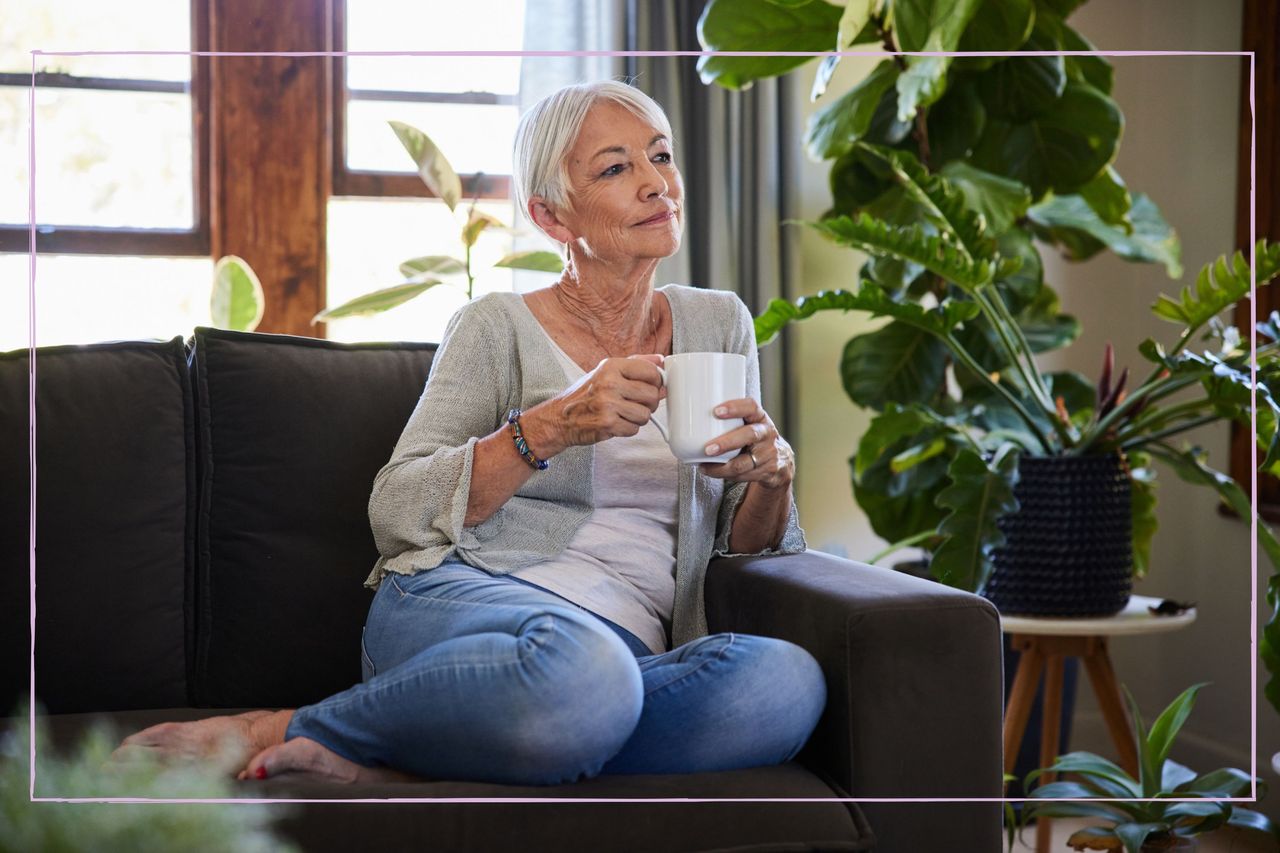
[529,198,574,246]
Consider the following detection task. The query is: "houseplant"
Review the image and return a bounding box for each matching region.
[698,0,1280,709]
[1,704,295,851]
[314,121,562,323]
[1009,683,1277,852]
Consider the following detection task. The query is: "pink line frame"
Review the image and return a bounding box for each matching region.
[23,47,1259,809]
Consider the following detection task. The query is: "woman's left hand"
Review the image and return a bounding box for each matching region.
[698,399,795,490]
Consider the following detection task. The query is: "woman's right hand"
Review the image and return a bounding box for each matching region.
[523,355,665,454]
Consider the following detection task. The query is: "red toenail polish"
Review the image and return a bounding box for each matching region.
[255,766,267,779]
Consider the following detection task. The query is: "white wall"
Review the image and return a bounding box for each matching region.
[789,0,1276,810]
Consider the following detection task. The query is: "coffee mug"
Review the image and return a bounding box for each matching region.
[650,352,747,464]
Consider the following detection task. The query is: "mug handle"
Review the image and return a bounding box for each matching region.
[651,365,669,443]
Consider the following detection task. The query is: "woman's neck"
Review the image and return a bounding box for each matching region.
[551,256,664,356]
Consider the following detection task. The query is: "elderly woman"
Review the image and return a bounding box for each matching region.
[116,80,825,785]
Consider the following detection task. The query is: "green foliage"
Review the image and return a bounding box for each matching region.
[1029,191,1182,277]
[0,707,296,852]
[210,255,264,333]
[930,445,1020,591]
[1014,685,1278,853]
[695,0,843,90]
[318,121,563,324]
[1153,240,1280,327]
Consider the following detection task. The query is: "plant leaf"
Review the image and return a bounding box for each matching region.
[1059,21,1113,94]
[852,406,958,544]
[1226,807,1280,838]
[931,445,1020,591]
[1040,751,1140,798]
[462,209,508,248]
[312,279,447,322]
[939,162,1032,236]
[210,255,265,333]
[956,0,1034,56]
[494,250,563,273]
[892,0,984,121]
[1266,574,1280,715]
[388,120,462,211]
[1152,239,1280,327]
[805,212,994,289]
[1080,166,1133,230]
[836,0,877,49]
[1129,451,1158,579]
[754,281,980,346]
[1144,682,1209,785]
[1180,766,1253,798]
[975,16,1065,122]
[1113,823,1171,853]
[971,80,1122,199]
[806,61,901,160]
[841,321,949,410]
[696,0,842,90]
[925,78,987,165]
[399,255,467,278]
[1065,826,1123,850]
[1029,192,1181,277]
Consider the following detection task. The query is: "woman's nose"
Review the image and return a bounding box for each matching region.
[638,160,668,198]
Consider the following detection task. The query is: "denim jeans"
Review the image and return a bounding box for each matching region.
[285,561,827,785]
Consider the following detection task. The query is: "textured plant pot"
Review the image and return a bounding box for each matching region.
[982,453,1133,617]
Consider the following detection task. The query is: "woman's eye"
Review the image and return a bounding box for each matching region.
[602,164,625,177]
[654,152,672,164]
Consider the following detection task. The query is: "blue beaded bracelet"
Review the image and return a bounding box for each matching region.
[507,408,549,471]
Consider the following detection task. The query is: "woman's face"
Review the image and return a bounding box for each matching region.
[553,100,684,262]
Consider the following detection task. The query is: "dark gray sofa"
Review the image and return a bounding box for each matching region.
[0,327,1004,851]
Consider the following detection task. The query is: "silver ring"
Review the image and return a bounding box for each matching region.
[748,448,759,469]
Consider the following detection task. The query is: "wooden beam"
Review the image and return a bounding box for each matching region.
[209,0,331,337]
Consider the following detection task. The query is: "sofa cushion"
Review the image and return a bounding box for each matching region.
[20,708,873,853]
[189,328,435,708]
[0,339,193,714]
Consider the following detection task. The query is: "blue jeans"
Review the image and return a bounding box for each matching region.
[285,561,827,785]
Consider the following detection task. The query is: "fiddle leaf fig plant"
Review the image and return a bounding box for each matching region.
[1010,683,1278,853]
[313,121,562,324]
[699,0,1280,710]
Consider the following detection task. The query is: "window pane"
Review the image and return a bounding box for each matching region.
[326,198,533,343]
[346,6,524,94]
[1,2,191,81]
[0,254,214,351]
[346,100,518,177]
[0,87,194,228]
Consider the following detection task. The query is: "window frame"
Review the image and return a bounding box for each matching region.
[0,0,211,256]
[329,0,512,203]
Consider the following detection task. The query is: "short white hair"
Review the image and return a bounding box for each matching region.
[512,80,673,228]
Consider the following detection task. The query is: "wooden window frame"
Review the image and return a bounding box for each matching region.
[0,2,211,256]
[329,0,512,202]
[1230,0,1280,520]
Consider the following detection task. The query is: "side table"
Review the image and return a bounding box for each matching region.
[1001,594,1196,853]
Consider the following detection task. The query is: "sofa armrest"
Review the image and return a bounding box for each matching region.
[704,550,1004,849]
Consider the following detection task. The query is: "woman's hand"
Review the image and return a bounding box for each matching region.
[698,398,795,490]
[524,355,666,454]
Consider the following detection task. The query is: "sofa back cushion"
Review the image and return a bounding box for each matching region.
[0,339,194,714]
[189,328,435,708]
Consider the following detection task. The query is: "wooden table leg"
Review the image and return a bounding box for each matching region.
[1003,636,1045,779]
[1035,653,1065,853]
[1081,637,1140,778]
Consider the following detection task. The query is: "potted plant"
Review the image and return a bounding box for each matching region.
[697,0,1280,710]
[1009,683,1277,852]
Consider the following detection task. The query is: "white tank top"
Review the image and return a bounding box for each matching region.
[510,329,680,654]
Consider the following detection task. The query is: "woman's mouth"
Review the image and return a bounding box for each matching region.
[635,209,675,226]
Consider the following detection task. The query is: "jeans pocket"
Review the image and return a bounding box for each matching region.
[360,626,376,681]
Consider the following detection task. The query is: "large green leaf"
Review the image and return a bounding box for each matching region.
[1143,682,1208,790]
[975,14,1065,122]
[312,279,449,322]
[696,0,842,90]
[388,121,462,211]
[862,143,996,263]
[892,0,984,121]
[1016,283,1080,353]
[956,0,1034,57]
[1226,807,1280,838]
[1079,165,1132,230]
[494,250,563,273]
[1152,239,1280,327]
[971,81,1122,199]
[805,213,995,288]
[925,79,986,166]
[754,282,981,346]
[939,162,1032,237]
[930,445,1020,591]
[805,61,901,160]
[993,228,1044,306]
[1148,444,1280,571]
[1129,451,1158,579]
[1039,752,1140,799]
[841,321,949,410]
[210,255,264,333]
[1114,823,1172,853]
[1029,192,1181,277]
[1180,767,1253,798]
[399,255,466,278]
[1058,20,1113,94]
[852,407,958,543]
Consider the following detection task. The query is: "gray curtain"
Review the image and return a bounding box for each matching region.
[624,1,798,439]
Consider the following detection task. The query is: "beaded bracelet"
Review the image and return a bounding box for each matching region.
[507,408,549,471]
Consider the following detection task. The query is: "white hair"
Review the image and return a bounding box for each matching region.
[512,80,673,230]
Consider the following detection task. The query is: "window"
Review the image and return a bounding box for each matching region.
[0,0,212,350]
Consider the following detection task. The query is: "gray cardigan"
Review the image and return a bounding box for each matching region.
[363,284,806,647]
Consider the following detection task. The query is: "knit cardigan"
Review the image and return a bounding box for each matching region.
[363,283,806,647]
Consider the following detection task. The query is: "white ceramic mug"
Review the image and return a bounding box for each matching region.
[650,352,747,464]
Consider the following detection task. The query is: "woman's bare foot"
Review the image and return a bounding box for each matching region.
[111,710,294,776]
[238,736,421,784]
